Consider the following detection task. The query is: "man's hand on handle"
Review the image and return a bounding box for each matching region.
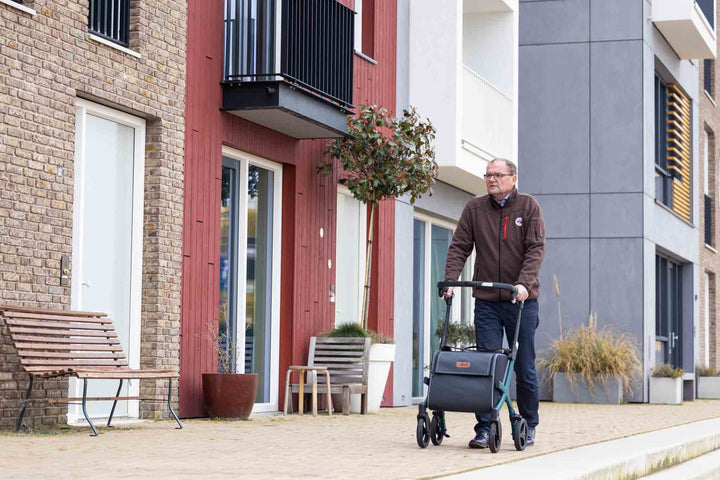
[443,287,454,298]
[514,284,528,303]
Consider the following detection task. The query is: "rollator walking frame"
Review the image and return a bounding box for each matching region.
[415,281,528,452]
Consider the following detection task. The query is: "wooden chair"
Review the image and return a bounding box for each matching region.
[284,337,371,415]
[1,305,183,436]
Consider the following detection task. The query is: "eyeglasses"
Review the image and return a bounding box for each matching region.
[484,173,514,180]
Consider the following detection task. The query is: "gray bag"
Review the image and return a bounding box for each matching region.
[427,350,509,413]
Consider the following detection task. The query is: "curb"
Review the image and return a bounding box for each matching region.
[439,418,720,480]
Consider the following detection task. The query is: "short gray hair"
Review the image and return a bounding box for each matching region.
[490,158,517,176]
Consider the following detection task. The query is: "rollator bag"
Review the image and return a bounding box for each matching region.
[427,350,509,413]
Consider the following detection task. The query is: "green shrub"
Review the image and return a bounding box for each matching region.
[540,314,641,393]
[435,321,475,348]
[651,363,683,378]
[697,365,720,377]
[321,322,394,344]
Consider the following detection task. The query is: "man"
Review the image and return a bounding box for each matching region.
[443,158,545,449]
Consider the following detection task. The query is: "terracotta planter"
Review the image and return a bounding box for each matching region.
[202,373,258,419]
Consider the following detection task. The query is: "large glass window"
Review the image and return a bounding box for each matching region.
[655,75,673,208]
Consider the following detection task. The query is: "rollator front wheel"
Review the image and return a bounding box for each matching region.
[513,418,528,451]
[416,416,430,448]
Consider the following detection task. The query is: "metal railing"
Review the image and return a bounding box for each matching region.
[224,0,354,108]
[89,0,130,47]
[462,65,513,160]
[697,0,715,30]
[706,194,714,246]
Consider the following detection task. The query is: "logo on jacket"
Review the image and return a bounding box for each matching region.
[515,217,523,227]
[456,361,471,368]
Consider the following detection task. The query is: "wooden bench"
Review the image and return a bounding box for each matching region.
[1,305,183,436]
[284,337,370,415]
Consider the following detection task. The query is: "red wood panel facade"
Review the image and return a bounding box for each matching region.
[180,0,398,417]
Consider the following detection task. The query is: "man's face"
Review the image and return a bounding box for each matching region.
[485,161,517,198]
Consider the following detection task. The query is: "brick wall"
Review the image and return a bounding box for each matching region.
[0,0,186,429]
[699,53,720,371]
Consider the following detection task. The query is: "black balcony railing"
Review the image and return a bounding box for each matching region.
[89,0,130,47]
[706,194,714,245]
[224,0,354,108]
[697,0,715,30]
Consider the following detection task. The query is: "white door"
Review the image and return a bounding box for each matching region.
[335,186,366,326]
[69,100,145,422]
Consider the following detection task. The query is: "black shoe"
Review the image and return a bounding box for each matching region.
[468,430,489,449]
[527,427,536,446]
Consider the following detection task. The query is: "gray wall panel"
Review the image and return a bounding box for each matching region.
[590,0,643,42]
[533,194,590,239]
[590,193,644,238]
[590,41,644,193]
[520,0,589,46]
[520,43,590,195]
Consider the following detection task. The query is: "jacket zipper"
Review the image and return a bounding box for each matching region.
[497,208,504,301]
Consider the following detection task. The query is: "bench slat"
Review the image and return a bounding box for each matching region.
[74,370,179,379]
[315,344,367,351]
[314,338,368,344]
[48,396,154,404]
[18,351,127,359]
[21,359,129,367]
[8,327,118,338]
[14,343,124,351]
[5,319,116,331]
[10,335,121,345]
[4,311,112,324]
[0,305,107,317]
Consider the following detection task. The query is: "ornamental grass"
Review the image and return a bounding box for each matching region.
[541,313,641,394]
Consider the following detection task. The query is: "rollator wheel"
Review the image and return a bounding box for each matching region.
[430,414,444,446]
[513,418,528,451]
[489,421,502,453]
[416,416,430,448]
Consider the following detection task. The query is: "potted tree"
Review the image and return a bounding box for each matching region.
[696,365,720,399]
[541,313,641,404]
[649,364,684,405]
[201,321,258,419]
[319,104,437,332]
[323,323,395,414]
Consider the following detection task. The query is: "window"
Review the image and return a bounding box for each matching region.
[354,0,375,58]
[655,74,693,221]
[705,59,715,98]
[655,75,673,208]
[705,128,715,246]
[656,255,683,368]
[411,215,474,399]
[703,272,716,367]
[89,0,130,47]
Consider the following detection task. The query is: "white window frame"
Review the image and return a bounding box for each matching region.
[412,212,475,403]
[69,99,146,423]
[354,0,363,53]
[221,145,283,414]
[335,184,367,326]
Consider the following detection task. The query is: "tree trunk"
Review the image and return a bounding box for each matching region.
[361,202,376,330]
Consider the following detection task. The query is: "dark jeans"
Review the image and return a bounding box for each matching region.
[474,298,539,434]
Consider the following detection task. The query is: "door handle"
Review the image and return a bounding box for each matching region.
[81,281,91,287]
[671,332,679,349]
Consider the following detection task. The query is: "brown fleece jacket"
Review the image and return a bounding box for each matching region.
[444,187,546,302]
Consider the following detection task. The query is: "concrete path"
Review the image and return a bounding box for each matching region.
[1,400,719,479]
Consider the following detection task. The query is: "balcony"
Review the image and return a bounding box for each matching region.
[652,0,716,59]
[222,0,354,139]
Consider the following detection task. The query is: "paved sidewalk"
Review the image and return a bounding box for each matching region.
[1,400,719,480]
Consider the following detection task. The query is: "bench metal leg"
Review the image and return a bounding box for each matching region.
[82,379,99,436]
[107,379,123,427]
[168,378,182,429]
[15,376,34,433]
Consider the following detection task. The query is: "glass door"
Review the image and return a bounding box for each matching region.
[335,185,366,326]
[220,147,282,411]
[412,214,474,401]
[656,255,682,368]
